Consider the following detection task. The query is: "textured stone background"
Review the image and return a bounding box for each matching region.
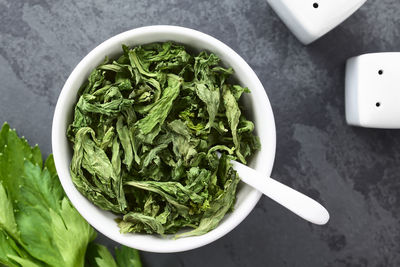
[1,1,400,266]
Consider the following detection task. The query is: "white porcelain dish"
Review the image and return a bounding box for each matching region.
[52,25,276,253]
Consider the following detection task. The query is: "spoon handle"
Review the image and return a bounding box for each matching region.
[231,160,330,225]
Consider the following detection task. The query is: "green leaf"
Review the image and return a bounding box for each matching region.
[49,198,96,267]
[176,173,240,238]
[85,243,117,267]
[135,74,182,135]
[119,212,165,234]
[0,183,18,241]
[0,124,92,266]
[195,83,220,129]
[115,246,142,267]
[13,160,94,266]
[222,85,245,163]
[6,255,41,267]
[116,116,134,170]
[0,123,142,266]
[85,243,142,267]
[0,230,30,267]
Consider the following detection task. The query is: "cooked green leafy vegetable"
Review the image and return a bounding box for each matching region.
[68,42,260,236]
[0,123,141,267]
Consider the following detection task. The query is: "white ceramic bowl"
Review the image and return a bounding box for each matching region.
[52,25,276,253]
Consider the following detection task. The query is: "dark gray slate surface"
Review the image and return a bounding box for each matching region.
[1,1,400,266]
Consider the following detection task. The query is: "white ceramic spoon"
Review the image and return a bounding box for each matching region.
[231,159,330,225]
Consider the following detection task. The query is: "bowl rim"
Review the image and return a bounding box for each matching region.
[52,25,276,253]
